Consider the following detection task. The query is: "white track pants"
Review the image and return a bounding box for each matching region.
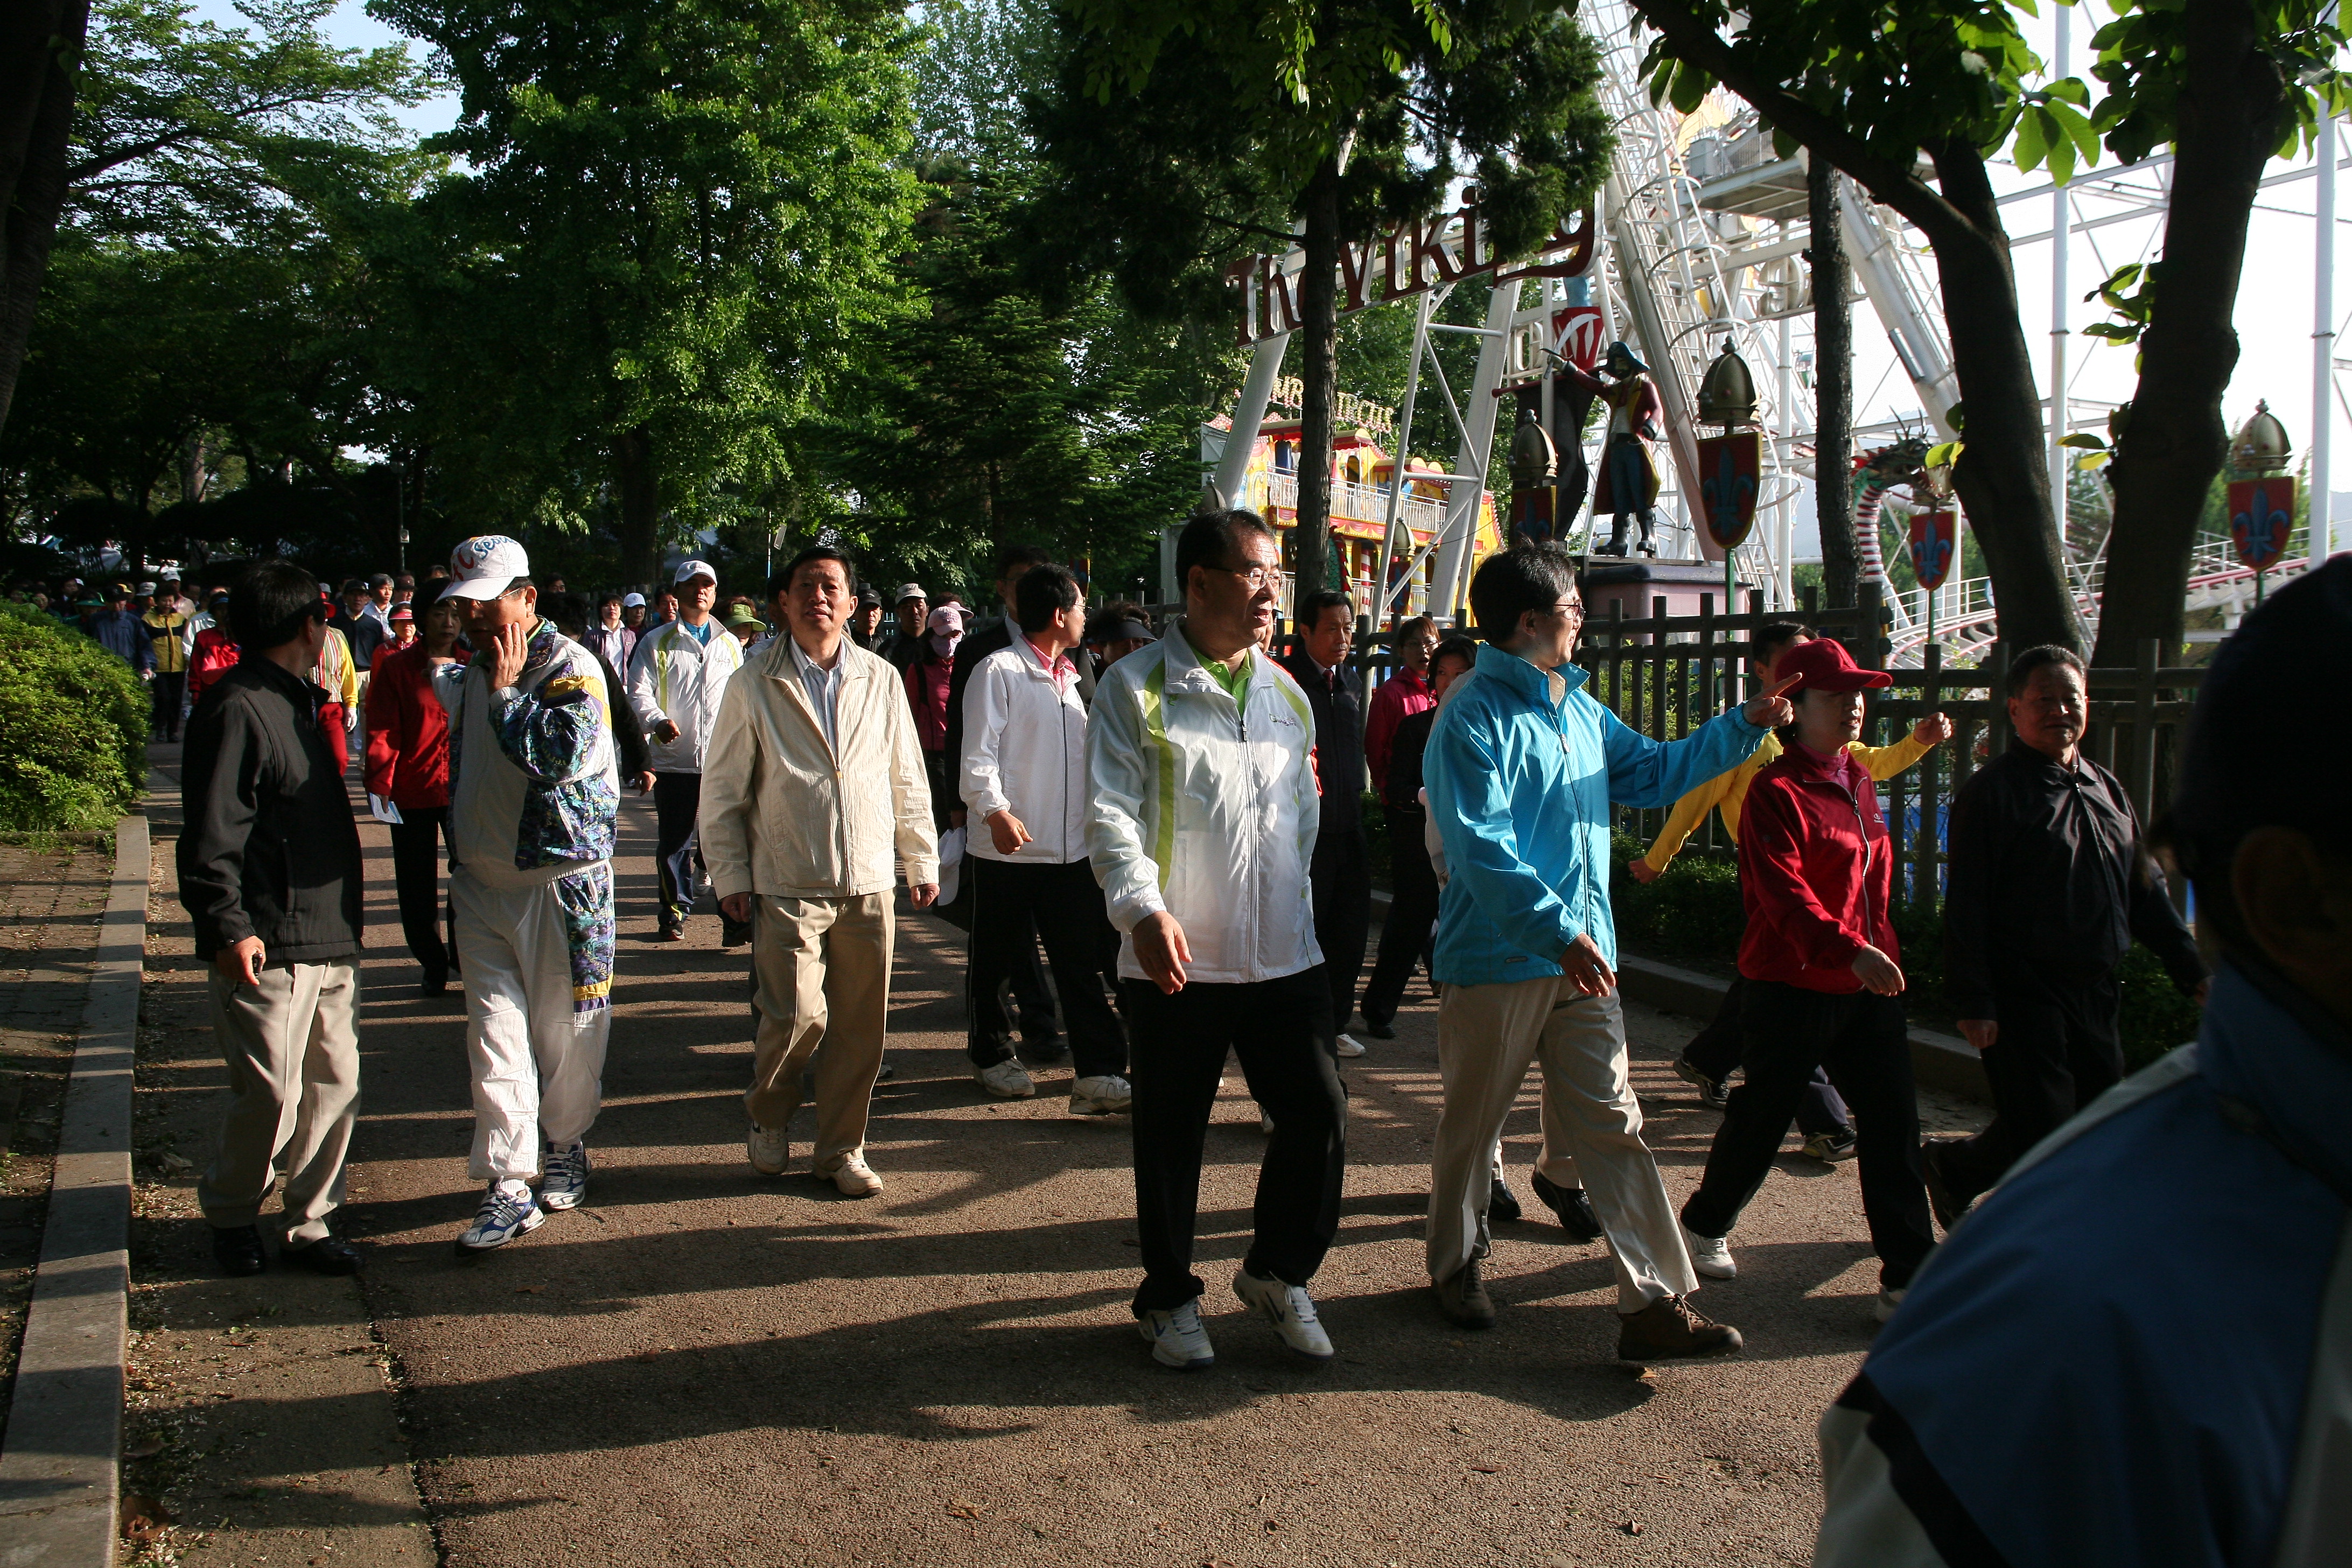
[453,869,611,1180]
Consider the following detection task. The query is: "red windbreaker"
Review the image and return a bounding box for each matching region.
[364,641,467,809]
[1735,740,1899,992]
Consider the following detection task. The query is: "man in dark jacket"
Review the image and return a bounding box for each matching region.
[1360,634,1476,1034]
[176,560,367,1279]
[1279,589,1373,1058]
[330,579,386,671]
[1925,644,2208,1226]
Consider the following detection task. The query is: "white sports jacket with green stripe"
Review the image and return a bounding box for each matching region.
[1084,621,1324,985]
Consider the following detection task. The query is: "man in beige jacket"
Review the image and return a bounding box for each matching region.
[702,545,940,1196]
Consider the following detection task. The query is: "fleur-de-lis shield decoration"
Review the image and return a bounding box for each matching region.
[1696,431,1761,552]
[2227,475,2296,571]
[1907,508,1959,592]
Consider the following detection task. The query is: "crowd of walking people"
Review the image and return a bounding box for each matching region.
[43,517,2349,1563]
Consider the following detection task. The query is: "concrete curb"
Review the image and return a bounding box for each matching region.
[0,814,148,1566]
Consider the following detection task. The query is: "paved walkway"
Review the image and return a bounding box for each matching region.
[127,755,1984,1568]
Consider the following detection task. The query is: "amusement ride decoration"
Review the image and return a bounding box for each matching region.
[2227,401,2296,604]
[1563,341,1665,557]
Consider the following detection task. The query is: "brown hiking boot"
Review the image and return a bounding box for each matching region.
[1616,1294,1743,1362]
[1433,1261,1497,1329]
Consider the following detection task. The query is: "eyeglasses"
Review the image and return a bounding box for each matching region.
[1224,565,1289,593]
[1552,600,1586,622]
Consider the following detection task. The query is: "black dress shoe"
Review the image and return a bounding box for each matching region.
[420,975,449,998]
[1486,1177,1523,1224]
[212,1224,266,1277]
[284,1234,363,1275]
[1360,1016,1396,1040]
[1531,1171,1605,1243]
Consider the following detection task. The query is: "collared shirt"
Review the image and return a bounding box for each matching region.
[790,634,845,752]
[1020,631,1079,694]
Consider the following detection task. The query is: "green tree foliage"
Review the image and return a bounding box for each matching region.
[369,0,925,587]
[1028,0,1612,597]
[0,601,145,830]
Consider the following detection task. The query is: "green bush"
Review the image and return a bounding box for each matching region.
[1606,829,2200,1071]
[0,601,147,830]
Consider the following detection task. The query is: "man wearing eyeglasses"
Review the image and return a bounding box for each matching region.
[1088,508,1344,1373]
[1422,544,1794,1361]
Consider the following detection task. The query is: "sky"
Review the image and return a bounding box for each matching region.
[187,0,460,135]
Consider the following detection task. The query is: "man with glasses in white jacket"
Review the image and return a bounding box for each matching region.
[961,562,1132,1113]
[1087,508,1344,1372]
[627,559,744,943]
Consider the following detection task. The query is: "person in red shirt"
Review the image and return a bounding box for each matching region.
[1362,614,1438,793]
[372,603,418,673]
[1677,636,1936,1324]
[904,605,963,829]
[364,594,470,996]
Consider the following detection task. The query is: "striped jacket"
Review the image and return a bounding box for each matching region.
[1084,620,1321,985]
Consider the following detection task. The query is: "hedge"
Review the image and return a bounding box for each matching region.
[1606,831,2201,1073]
[0,601,148,831]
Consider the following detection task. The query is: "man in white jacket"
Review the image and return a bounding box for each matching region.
[703,546,939,1198]
[1087,508,1345,1372]
[961,563,1131,1113]
[430,536,620,1255]
[626,559,744,942]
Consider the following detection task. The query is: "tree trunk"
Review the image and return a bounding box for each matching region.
[612,425,661,589]
[2094,0,2285,666]
[0,0,86,436]
[1809,157,1858,608]
[1924,144,2087,654]
[1293,154,1341,605]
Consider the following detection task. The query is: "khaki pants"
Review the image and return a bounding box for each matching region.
[1429,977,1696,1312]
[198,960,361,1245]
[745,892,892,1168]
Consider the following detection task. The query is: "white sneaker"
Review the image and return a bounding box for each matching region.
[1070,1074,1133,1115]
[975,1059,1036,1099]
[820,1151,884,1198]
[1334,1033,1367,1058]
[1685,1227,1737,1280]
[1233,1268,1334,1360]
[538,1140,589,1209]
[746,1123,790,1177]
[1138,1300,1215,1370]
[456,1180,543,1253]
[1873,1287,1906,1324]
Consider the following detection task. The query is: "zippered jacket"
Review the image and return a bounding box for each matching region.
[1085,622,1322,985]
[1814,962,2352,1568]
[1735,741,1897,991]
[626,618,743,774]
[365,642,467,809]
[1640,730,1931,872]
[1424,642,1767,988]
[699,635,938,900]
[431,619,618,887]
[961,638,1089,863]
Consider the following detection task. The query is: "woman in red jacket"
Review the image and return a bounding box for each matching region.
[364,594,469,996]
[1677,636,1937,1324]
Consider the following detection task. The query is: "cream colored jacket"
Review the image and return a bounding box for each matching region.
[699,634,938,900]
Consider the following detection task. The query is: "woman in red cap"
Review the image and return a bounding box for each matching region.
[1677,635,1937,1324]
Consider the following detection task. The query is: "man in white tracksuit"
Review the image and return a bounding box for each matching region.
[960,562,1130,1112]
[431,536,620,1255]
[626,558,744,942]
[1087,508,1345,1373]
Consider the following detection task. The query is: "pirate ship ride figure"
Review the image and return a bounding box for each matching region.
[1562,340,1663,557]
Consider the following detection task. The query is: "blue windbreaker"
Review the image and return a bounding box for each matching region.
[1422,642,1767,987]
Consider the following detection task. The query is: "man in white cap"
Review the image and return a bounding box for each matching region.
[880,582,928,674]
[620,591,648,633]
[626,559,744,942]
[430,535,620,1254]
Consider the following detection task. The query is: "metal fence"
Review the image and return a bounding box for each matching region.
[1314,581,2203,909]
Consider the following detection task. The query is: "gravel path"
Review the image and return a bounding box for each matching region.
[132,763,1985,1568]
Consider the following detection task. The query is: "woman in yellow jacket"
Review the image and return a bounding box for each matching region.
[312,591,361,773]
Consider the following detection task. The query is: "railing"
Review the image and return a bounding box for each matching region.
[1261,471,1449,536]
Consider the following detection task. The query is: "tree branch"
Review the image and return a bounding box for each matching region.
[1621,0,1974,248]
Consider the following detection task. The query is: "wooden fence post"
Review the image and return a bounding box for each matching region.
[2129,638,2161,821]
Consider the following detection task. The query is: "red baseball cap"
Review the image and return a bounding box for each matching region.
[1775,636,1892,694]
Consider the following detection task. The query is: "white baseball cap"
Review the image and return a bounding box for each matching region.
[893,582,927,604]
[439,534,532,600]
[620,591,646,608]
[137,581,157,594]
[673,559,717,586]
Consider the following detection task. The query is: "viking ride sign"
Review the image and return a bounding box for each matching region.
[1908,508,1959,593]
[1225,197,1595,347]
[1696,431,1762,552]
[2228,475,2295,571]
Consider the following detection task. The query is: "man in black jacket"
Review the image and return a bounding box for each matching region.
[1280,589,1373,1058]
[1926,644,2208,1226]
[946,546,1083,1057]
[177,560,368,1279]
